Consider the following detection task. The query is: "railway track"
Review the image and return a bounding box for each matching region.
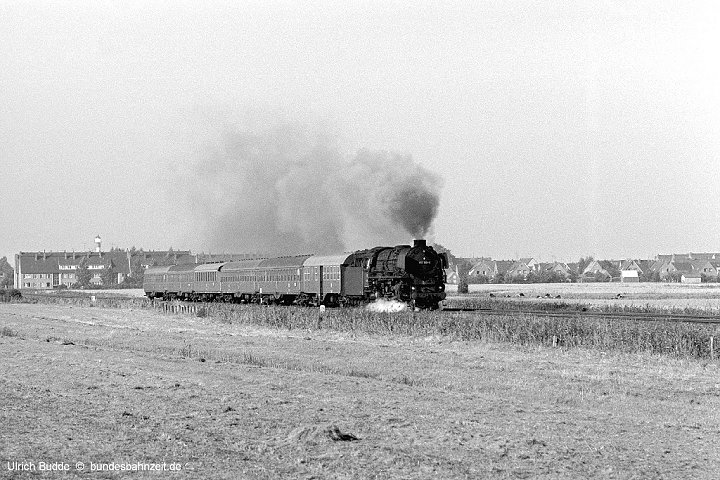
[441,307,720,325]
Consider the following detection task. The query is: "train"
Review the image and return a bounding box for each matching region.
[143,239,448,309]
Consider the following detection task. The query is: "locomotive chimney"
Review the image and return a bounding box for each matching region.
[414,239,426,248]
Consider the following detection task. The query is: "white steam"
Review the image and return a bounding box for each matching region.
[365,298,408,313]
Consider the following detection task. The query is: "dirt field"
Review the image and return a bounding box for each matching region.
[446,283,720,312]
[2,302,720,479]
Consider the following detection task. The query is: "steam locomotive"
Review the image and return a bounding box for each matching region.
[143,239,447,309]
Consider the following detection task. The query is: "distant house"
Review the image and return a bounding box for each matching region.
[711,261,720,277]
[657,261,681,280]
[691,260,717,278]
[506,261,531,280]
[582,260,610,278]
[671,262,695,276]
[13,248,258,289]
[618,260,643,273]
[15,251,132,289]
[581,260,620,281]
[468,259,496,279]
[541,262,572,280]
[649,260,667,274]
[519,257,540,272]
[681,274,702,284]
[444,266,460,285]
[468,259,526,282]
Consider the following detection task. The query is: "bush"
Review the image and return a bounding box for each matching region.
[0,289,22,301]
[457,279,469,294]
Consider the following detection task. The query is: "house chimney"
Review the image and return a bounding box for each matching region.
[414,239,427,248]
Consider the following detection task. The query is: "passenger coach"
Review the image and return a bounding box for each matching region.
[144,254,364,306]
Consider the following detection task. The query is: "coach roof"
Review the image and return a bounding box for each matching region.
[194,263,227,272]
[258,255,312,269]
[303,253,353,267]
[221,259,266,271]
[168,264,197,272]
[145,266,173,274]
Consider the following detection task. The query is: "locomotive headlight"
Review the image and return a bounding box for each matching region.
[411,286,415,290]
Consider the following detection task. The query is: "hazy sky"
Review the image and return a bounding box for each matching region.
[2,1,719,262]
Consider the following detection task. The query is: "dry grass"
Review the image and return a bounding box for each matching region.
[20,284,720,360]
[2,302,719,479]
[157,303,719,360]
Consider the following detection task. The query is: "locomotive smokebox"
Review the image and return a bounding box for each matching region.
[413,239,426,248]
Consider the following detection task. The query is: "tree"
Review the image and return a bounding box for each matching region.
[0,256,14,289]
[123,255,146,288]
[74,258,92,288]
[577,256,593,276]
[100,262,116,286]
[668,271,682,283]
[640,270,660,282]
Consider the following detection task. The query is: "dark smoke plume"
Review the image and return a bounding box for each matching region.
[176,122,442,255]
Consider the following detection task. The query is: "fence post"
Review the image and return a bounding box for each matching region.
[552,335,557,348]
[711,336,714,361]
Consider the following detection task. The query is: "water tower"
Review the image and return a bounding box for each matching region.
[94,235,102,253]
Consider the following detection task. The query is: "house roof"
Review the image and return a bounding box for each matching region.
[469,259,495,273]
[598,260,620,274]
[671,262,694,273]
[18,250,132,275]
[689,253,720,261]
[508,261,529,272]
[19,257,59,274]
